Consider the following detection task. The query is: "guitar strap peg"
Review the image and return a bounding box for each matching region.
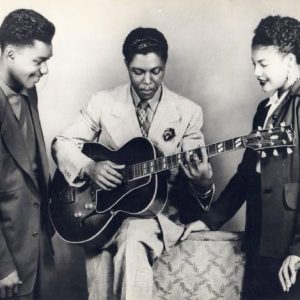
[261,151,267,158]
[269,124,274,129]
[273,149,279,156]
[287,148,293,154]
[257,126,263,130]
[280,122,286,127]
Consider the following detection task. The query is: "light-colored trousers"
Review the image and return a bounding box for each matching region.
[85,216,184,300]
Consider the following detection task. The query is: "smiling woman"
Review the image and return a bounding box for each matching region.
[251,17,300,96]
[251,46,298,94]
[198,15,300,300]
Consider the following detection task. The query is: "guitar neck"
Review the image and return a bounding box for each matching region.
[124,135,245,181]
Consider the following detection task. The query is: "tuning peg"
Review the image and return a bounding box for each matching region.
[273,149,279,156]
[261,151,267,158]
[268,124,274,133]
[280,122,286,127]
[287,148,293,154]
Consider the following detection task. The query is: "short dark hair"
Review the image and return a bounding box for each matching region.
[0,9,55,51]
[252,15,300,63]
[123,27,168,64]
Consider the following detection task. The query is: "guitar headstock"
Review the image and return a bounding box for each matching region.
[244,123,295,156]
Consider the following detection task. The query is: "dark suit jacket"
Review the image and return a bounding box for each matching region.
[0,87,54,295]
[200,81,300,258]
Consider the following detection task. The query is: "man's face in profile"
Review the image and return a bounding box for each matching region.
[127,52,165,101]
[7,40,53,91]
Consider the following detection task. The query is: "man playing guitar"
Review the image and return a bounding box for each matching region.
[52,27,213,300]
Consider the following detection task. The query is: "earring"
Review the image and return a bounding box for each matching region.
[286,65,291,83]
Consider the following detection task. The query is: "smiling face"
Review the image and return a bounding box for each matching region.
[126,52,165,101]
[5,40,53,91]
[251,45,292,94]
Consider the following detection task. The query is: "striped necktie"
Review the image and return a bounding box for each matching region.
[137,100,150,137]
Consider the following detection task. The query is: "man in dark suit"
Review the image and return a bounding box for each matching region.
[0,9,56,300]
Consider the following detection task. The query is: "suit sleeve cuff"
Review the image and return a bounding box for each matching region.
[191,183,215,211]
[73,161,93,186]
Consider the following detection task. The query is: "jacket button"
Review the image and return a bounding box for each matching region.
[32,231,39,237]
[264,188,272,194]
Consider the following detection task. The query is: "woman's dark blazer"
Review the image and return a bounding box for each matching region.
[200,81,300,258]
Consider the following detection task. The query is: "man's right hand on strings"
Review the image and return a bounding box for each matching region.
[83,161,125,190]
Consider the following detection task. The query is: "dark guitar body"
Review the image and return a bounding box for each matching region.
[50,125,295,248]
[49,137,169,248]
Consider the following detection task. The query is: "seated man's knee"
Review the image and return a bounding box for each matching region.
[114,218,157,247]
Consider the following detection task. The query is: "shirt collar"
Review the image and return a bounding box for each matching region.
[0,77,28,99]
[131,85,162,110]
[265,89,289,107]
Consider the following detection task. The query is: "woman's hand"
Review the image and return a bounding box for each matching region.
[279,255,300,292]
[180,220,210,241]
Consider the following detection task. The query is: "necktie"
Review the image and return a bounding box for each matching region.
[137,101,150,137]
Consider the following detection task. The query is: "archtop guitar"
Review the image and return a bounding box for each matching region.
[49,124,295,248]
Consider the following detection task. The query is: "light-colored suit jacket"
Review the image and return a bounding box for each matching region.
[52,83,210,248]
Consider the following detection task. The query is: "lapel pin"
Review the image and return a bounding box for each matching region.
[163,128,176,141]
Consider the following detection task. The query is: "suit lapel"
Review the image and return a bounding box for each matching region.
[0,88,39,189]
[148,86,181,143]
[254,100,270,128]
[105,84,181,152]
[108,85,142,147]
[27,89,49,191]
[264,85,300,128]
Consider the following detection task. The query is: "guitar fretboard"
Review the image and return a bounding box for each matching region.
[123,136,245,181]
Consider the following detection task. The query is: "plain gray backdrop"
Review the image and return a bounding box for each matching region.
[1,0,299,298]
